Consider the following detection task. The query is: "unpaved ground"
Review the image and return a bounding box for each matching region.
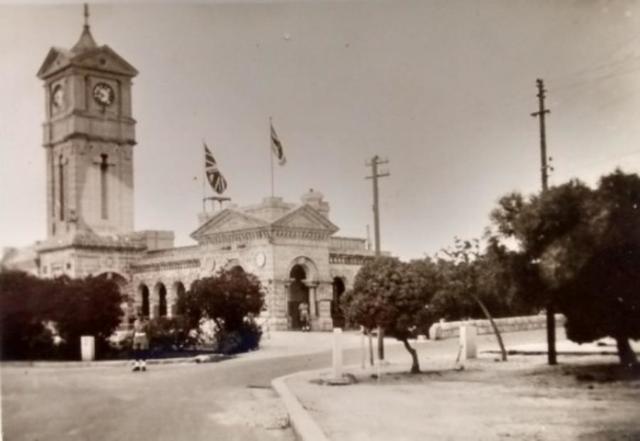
[288,354,640,441]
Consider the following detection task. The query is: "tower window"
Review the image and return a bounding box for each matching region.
[58,155,65,221]
[100,154,108,219]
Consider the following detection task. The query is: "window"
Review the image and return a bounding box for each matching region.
[58,155,65,221]
[100,154,108,219]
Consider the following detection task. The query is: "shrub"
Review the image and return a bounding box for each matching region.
[178,267,265,354]
[145,316,199,353]
[214,319,262,355]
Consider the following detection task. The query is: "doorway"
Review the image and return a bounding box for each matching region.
[288,264,309,330]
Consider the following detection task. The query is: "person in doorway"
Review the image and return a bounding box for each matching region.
[131,316,149,372]
[299,302,310,332]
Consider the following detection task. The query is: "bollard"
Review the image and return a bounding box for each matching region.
[360,326,366,369]
[332,328,343,380]
[459,325,477,360]
[81,335,95,362]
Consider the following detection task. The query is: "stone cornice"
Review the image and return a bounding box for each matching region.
[199,228,269,245]
[199,226,331,245]
[131,258,201,274]
[329,253,373,265]
[37,234,146,253]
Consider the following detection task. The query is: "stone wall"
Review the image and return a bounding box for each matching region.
[428,314,566,340]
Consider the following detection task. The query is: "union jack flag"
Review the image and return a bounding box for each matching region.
[270,122,286,166]
[204,143,227,194]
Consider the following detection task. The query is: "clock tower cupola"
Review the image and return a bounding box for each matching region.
[37,5,138,238]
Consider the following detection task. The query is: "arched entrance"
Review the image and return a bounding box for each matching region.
[139,284,150,318]
[155,282,168,318]
[332,277,346,328]
[288,264,310,330]
[172,281,186,316]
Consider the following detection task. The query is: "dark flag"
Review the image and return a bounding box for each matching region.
[204,143,227,194]
[270,122,286,166]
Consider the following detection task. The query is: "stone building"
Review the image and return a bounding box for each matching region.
[2,9,375,331]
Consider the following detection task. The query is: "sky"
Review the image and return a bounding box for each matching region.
[1,0,639,260]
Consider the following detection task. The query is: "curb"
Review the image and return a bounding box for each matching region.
[272,372,330,441]
[1,354,227,369]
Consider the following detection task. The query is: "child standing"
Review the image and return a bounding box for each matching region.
[132,316,149,372]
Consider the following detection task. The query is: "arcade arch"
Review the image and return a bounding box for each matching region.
[138,283,150,318]
[288,264,310,330]
[332,277,346,328]
[171,281,186,316]
[154,282,168,318]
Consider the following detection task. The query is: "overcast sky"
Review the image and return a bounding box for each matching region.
[1,0,639,260]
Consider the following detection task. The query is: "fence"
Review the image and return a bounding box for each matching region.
[428,313,566,340]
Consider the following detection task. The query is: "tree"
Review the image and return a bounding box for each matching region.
[342,257,436,373]
[434,238,509,361]
[0,270,54,360]
[491,170,640,367]
[46,275,124,358]
[178,267,264,354]
[0,271,124,360]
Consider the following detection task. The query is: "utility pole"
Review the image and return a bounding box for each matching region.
[531,78,557,365]
[366,155,390,360]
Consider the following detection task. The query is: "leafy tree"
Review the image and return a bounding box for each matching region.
[342,257,437,373]
[0,271,124,360]
[178,267,264,354]
[433,238,509,361]
[46,275,124,358]
[491,170,640,367]
[0,270,54,360]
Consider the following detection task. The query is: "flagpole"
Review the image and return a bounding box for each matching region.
[269,117,274,198]
[202,139,206,212]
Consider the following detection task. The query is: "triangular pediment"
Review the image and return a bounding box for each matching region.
[273,205,339,233]
[72,46,138,76]
[37,45,137,79]
[37,48,72,79]
[191,209,268,242]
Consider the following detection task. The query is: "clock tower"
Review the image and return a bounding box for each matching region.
[37,6,137,239]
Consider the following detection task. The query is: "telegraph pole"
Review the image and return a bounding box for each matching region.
[366,155,390,360]
[531,78,557,365]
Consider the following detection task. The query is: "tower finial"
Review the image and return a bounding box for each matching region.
[84,3,89,28]
[72,3,97,53]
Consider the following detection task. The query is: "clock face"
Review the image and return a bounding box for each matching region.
[92,82,115,107]
[52,85,64,109]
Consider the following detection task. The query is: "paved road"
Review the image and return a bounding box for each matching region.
[1,329,559,441]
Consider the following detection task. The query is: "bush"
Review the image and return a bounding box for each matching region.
[214,319,262,355]
[178,267,265,354]
[146,316,199,353]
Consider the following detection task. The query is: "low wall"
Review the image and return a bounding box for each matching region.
[428,314,566,340]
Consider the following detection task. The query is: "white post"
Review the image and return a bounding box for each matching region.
[459,325,477,361]
[81,336,95,362]
[332,328,343,380]
[360,326,366,369]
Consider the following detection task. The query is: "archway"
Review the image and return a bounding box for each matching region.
[332,277,346,328]
[155,282,168,318]
[139,284,150,318]
[288,264,310,330]
[172,281,186,316]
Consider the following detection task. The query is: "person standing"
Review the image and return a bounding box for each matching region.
[132,316,149,372]
[299,302,310,332]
